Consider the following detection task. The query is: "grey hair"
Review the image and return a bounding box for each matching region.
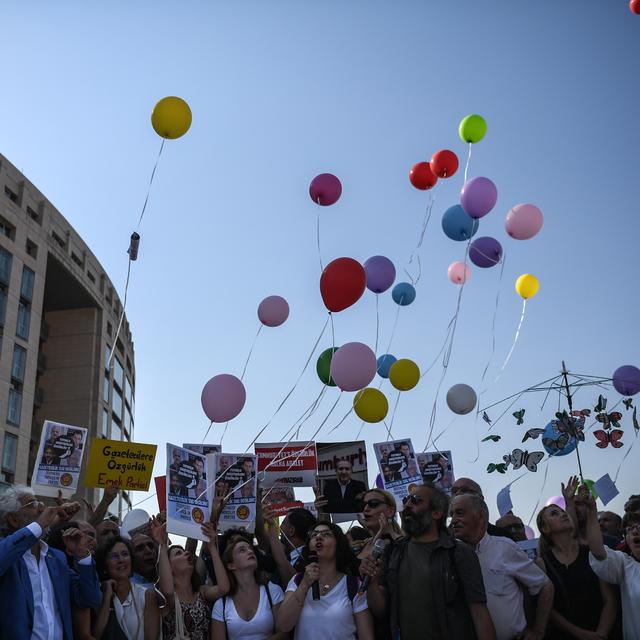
[462,493,490,522]
[0,484,35,525]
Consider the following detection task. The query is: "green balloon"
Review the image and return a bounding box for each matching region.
[316,347,338,386]
[459,114,487,144]
[584,479,598,499]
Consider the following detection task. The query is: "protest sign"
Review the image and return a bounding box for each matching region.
[210,453,257,532]
[166,444,211,541]
[316,441,368,517]
[255,442,317,489]
[416,450,455,495]
[84,439,157,491]
[154,476,167,513]
[33,421,88,497]
[373,438,423,508]
[262,486,303,516]
[183,444,221,456]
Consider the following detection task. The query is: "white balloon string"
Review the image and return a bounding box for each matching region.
[374,295,380,356]
[388,391,401,432]
[316,203,324,272]
[614,435,636,483]
[243,316,329,452]
[493,298,527,384]
[384,420,395,442]
[240,324,263,381]
[404,193,435,286]
[327,406,354,435]
[202,420,214,444]
[137,139,166,230]
[383,303,403,357]
[355,420,366,439]
[463,143,472,184]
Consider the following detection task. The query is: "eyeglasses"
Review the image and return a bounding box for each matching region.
[361,499,386,510]
[506,523,525,531]
[625,524,640,535]
[20,499,43,510]
[107,550,131,561]
[309,530,335,540]
[402,494,425,506]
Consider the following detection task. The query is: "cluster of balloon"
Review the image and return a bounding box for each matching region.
[258,295,289,327]
[364,255,396,294]
[151,96,192,139]
[409,149,459,190]
[612,365,640,396]
[201,374,246,423]
[446,383,478,415]
[320,257,366,313]
[631,0,640,14]
[309,173,342,206]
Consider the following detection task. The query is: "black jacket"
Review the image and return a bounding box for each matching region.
[321,478,367,513]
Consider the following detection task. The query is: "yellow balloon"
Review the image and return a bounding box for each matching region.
[389,358,420,391]
[515,273,540,299]
[151,96,192,139]
[353,388,389,423]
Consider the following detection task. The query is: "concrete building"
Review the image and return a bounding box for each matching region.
[0,153,135,515]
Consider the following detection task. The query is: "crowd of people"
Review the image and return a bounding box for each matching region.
[0,477,638,639]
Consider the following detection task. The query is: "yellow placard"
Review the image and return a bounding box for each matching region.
[84,439,157,491]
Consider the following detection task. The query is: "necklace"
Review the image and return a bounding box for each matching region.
[320,574,341,594]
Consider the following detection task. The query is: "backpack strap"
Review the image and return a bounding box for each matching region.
[265,582,274,610]
[222,596,228,639]
[293,572,303,587]
[346,575,359,603]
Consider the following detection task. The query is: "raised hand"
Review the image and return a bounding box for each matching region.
[148,516,168,546]
[262,505,277,528]
[62,527,90,558]
[359,555,381,581]
[36,506,64,530]
[561,476,579,503]
[58,501,82,521]
[101,579,117,599]
[301,560,320,589]
[201,521,218,546]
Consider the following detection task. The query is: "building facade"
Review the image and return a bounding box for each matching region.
[0,153,135,515]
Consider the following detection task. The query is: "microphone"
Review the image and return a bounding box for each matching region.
[360,538,386,592]
[308,551,320,600]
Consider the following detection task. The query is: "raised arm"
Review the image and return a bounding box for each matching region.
[583,489,606,561]
[149,516,174,601]
[263,505,296,584]
[200,521,229,601]
[85,487,119,527]
[561,475,579,532]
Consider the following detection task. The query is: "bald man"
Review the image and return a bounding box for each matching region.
[451,477,511,538]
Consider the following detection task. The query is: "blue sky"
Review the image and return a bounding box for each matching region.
[2,1,639,525]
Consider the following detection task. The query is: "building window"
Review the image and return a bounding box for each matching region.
[103,374,110,404]
[0,216,15,240]
[124,377,133,407]
[51,231,66,249]
[7,387,22,425]
[26,239,38,259]
[0,288,7,327]
[4,186,18,203]
[87,270,95,284]
[102,409,109,438]
[11,345,26,382]
[20,267,35,302]
[16,303,30,340]
[0,248,12,286]
[2,432,18,482]
[71,252,83,268]
[114,358,124,390]
[106,321,112,338]
[112,419,122,441]
[26,205,41,224]
[112,387,123,420]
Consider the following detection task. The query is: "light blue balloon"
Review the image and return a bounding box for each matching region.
[391,282,416,306]
[542,420,577,458]
[441,204,480,241]
[377,354,397,378]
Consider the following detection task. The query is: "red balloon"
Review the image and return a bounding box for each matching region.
[320,258,366,313]
[409,162,438,190]
[631,0,640,13]
[430,149,459,178]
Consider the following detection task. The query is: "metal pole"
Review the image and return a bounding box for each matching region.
[561,361,584,482]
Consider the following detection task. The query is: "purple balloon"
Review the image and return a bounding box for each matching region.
[545,496,566,510]
[201,374,246,423]
[330,342,377,392]
[364,255,396,294]
[460,177,498,219]
[375,473,384,488]
[469,236,503,268]
[309,173,342,206]
[612,365,640,396]
[258,295,289,327]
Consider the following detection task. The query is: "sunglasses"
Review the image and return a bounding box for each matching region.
[361,499,387,510]
[309,530,335,540]
[402,494,425,506]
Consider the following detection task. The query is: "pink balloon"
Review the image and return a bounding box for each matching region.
[309,173,342,206]
[258,295,289,327]
[505,204,544,240]
[330,342,377,392]
[447,261,471,285]
[524,525,535,540]
[201,374,246,422]
[545,496,566,510]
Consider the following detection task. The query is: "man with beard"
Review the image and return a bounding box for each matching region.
[361,483,496,640]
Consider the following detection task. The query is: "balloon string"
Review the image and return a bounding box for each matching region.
[388,392,401,432]
[383,303,402,357]
[493,298,527,384]
[355,420,366,440]
[243,316,329,452]
[137,139,166,230]
[463,143,472,184]
[374,295,380,356]
[202,420,214,444]
[220,421,230,448]
[327,406,354,435]
[404,193,435,286]
[316,203,324,272]
[384,420,395,442]
[614,434,636,483]
[240,324,263,381]
[527,462,551,526]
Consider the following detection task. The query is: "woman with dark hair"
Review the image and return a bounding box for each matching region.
[276,523,373,640]
[146,516,229,640]
[535,477,617,639]
[211,534,287,640]
[94,536,153,639]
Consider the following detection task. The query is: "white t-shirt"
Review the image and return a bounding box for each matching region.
[212,582,284,640]
[285,575,368,640]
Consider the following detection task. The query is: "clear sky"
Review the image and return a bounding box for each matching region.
[2,1,639,527]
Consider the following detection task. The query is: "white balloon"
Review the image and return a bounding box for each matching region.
[446,383,477,415]
[121,508,150,535]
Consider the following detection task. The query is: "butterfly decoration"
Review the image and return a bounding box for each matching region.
[482,435,501,443]
[623,398,634,411]
[503,448,545,472]
[513,409,526,425]
[633,407,639,435]
[593,429,624,449]
[487,462,508,474]
[596,412,623,430]
[594,395,608,413]
[543,433,571,453]
[571,409,591,418]
[553,410,585,441]
[482,411,492,425]
[522,428,545,443]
